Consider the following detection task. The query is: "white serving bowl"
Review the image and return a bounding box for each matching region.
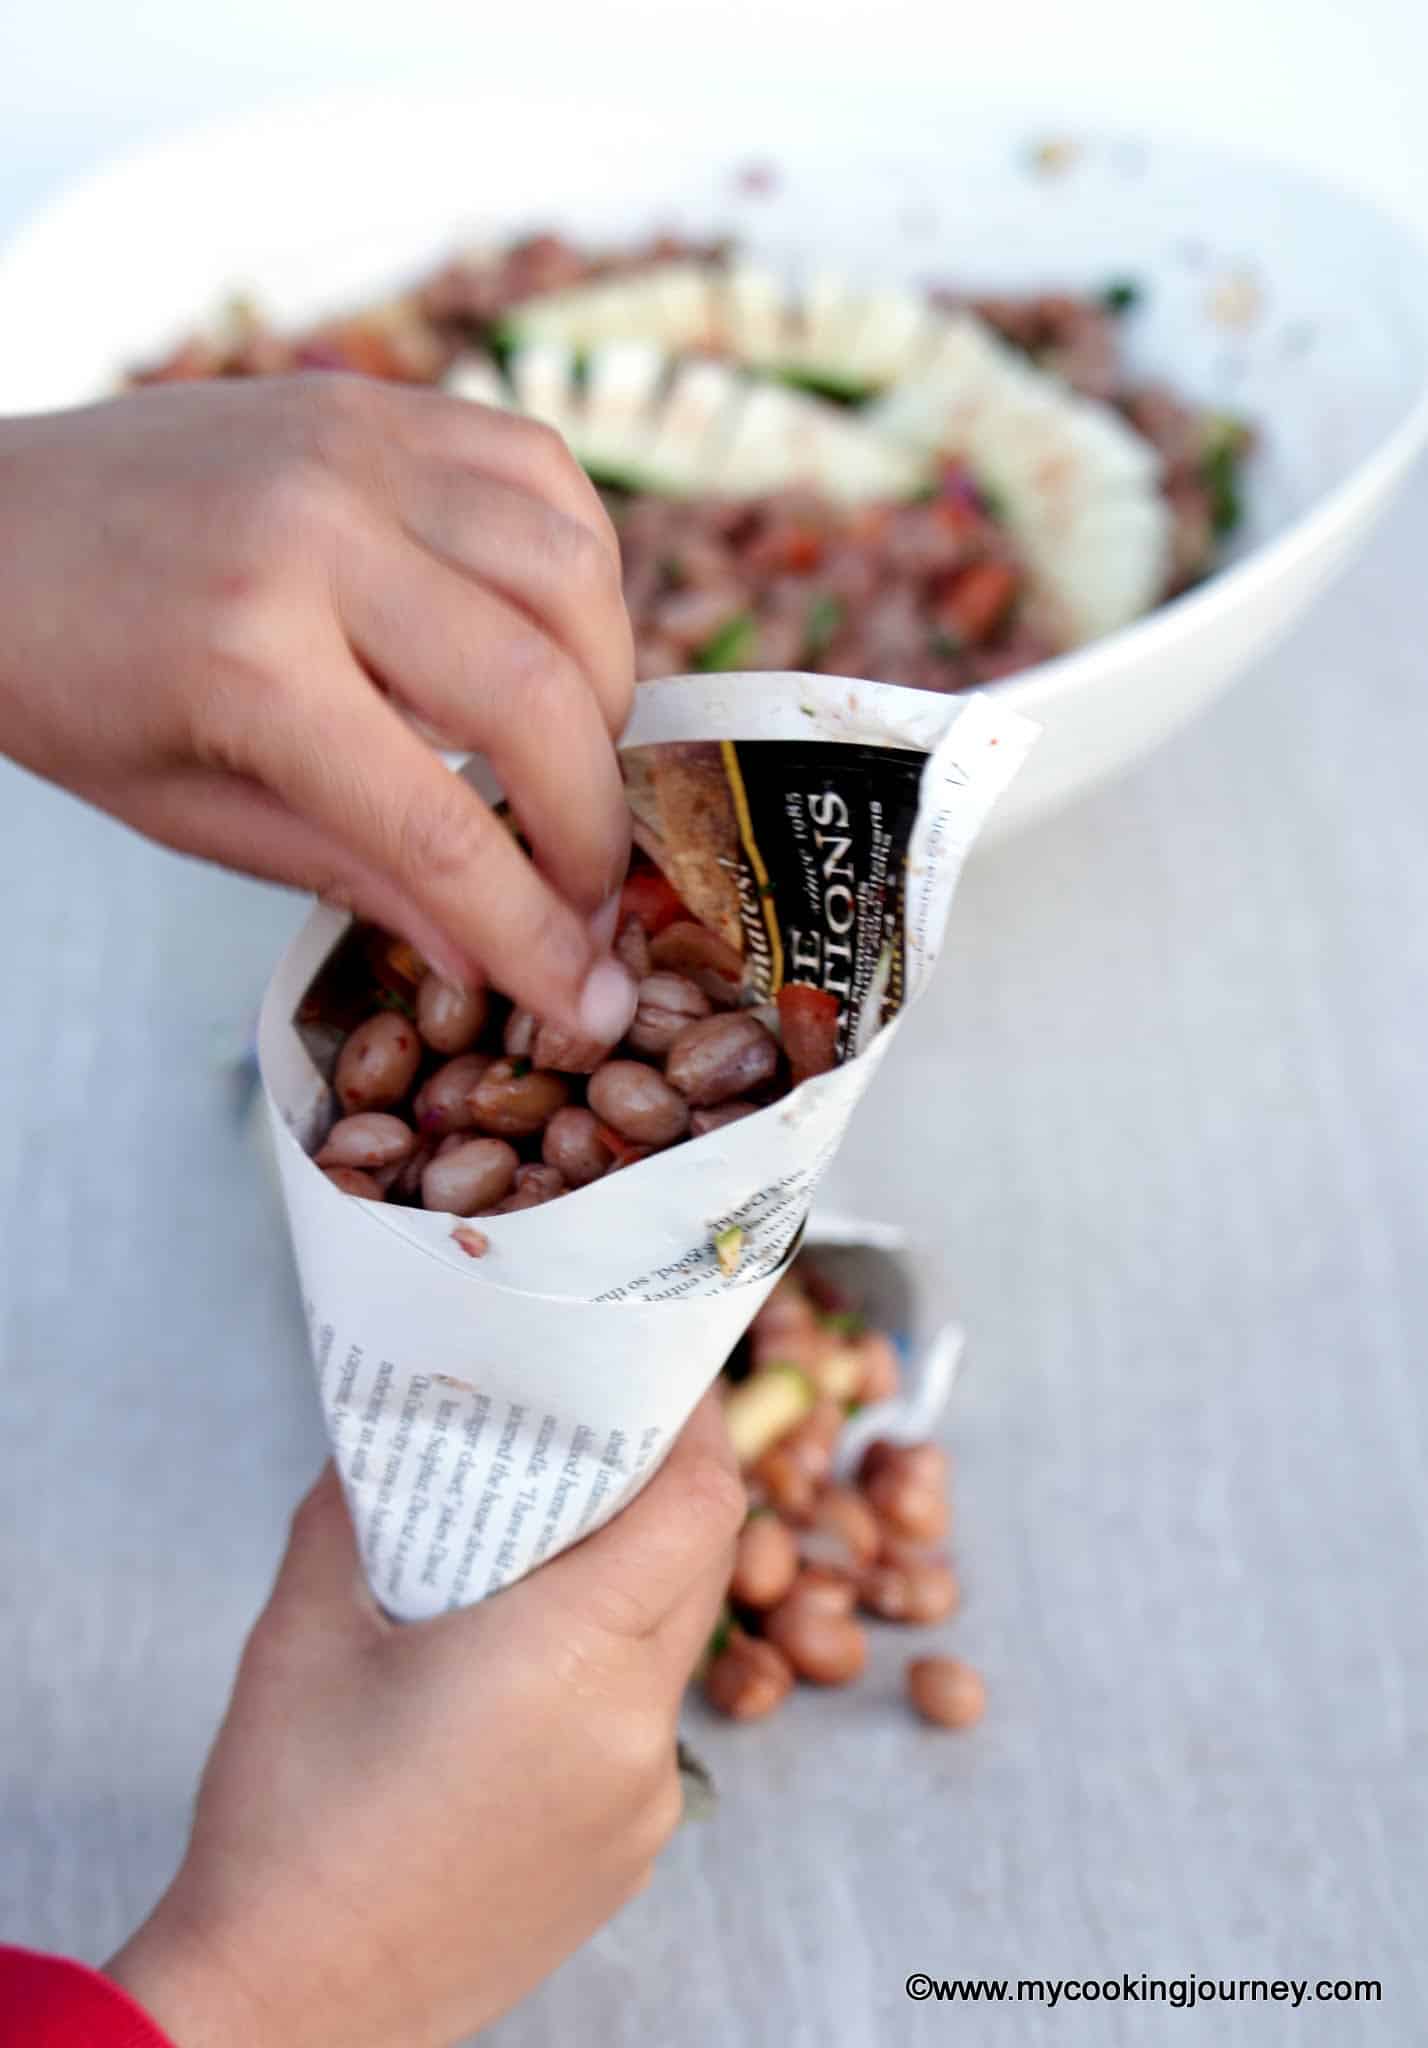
[3,92,1425,836]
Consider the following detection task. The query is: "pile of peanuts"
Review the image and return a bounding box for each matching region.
[706,1258,983,1731]
[304,865,817,1229]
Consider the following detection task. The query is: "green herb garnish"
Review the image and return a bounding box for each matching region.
[821,1309,867,1339]
[1201,415,1251,536]
[1100,277,1143,316]
[509,1056,532,1078]
[804,593,845,659]
[929,627,964,661]
[696,613,758,672]
[773,366,876,407]
[373,989,417,1019]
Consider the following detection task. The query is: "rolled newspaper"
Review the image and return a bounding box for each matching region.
[258,675,1035,1619]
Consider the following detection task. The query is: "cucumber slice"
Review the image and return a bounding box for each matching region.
[715,261,793,364]
[505,262,718,353]
[571,342,668,479]
[502,342,929,503]
[638,358,746,495]
[869,311,1171,642]
[507,339,581,442]
[445,356,509,409]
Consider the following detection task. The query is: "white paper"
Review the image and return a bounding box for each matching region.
[258,676,1034,1617]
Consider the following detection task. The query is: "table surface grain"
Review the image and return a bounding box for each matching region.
[4,460,1427,2047]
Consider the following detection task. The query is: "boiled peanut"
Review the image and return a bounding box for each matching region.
[777,1565,858,1618]
[865,1466,950,1548]
[859,1439,950,1491]
[808,1486,882,1569]
[906,1656,985,1730]
[626,972,711,1056]
[322,1165,384,1199]
[494,1165,567,1212]
[415,973,488,1055]
[334,1011,421,1113]
[750,1443,817,1522]
[854,1330,901,1404]
[421,1137,519,1215]
[728,1513,800,1609]
[542,1107,615,1187]
[703,1631,795,1721]
[587,1061,690,1147]
[691,1101,758,1136]
[316,1112,416,1170]
[468,1059,569,1138]
[389,1136,437,1202]
[504,1011,613,1073]
[412,1055,490,1137]
[764,1599,867,1685]
[648,920,744,1001]
[503,1008,537,1059]
[614,915,651,979]
[860,1558,960,1625]
[665,1011,778,1107]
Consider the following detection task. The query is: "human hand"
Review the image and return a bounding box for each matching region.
[106,1394,743,2048]
[0,377,637,1038]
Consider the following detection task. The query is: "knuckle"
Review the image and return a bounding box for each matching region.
[583,1578,663,1645]
[685,1450,748,1543]
[556,514,621,597]
[516,413,581,484]
[396,782,494,893]
[248,449,348,553]
[502,629,581,726]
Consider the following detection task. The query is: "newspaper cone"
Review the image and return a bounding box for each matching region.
[259,676,1035,1619]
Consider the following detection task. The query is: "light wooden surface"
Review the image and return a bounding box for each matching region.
[3,468,1426,2044]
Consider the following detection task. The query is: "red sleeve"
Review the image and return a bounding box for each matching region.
[0,1946,177,2046]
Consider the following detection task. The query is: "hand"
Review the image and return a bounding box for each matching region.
[0,377,637,1038]
[106,1394,743,2048]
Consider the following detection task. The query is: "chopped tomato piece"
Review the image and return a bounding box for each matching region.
[592,1121,653,1169]
[746,524,825,575]
[933,559,1019,643]
[778,982,840,1085]
[619,867,689,936]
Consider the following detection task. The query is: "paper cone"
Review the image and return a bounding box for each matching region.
[258,678,1035,1617]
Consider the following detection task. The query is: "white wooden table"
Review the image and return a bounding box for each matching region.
[3,166,1427,2048]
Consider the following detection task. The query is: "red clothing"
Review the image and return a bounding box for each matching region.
[0,1947,175,2046]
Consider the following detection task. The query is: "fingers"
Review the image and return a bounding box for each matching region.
[338,528,633,919]
[234,652,637,1040]
[110,767,496,988]
[374,383,622,592]
[390,460,634,739]
[263,1463,381,1629]
[538,1392,745,1646]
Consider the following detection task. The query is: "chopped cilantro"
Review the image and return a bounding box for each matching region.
[1100,277,1143,316]
[509,1056,532,1078]
[804,593,845,659]
[373,989,416,1019]
[820,1309,867,1339]
[696,613,758,672]
[1201,417,1251,536]
[773,366,875,407]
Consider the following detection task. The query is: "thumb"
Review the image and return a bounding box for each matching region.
[534,1393,746,1643]
[263,1463,384,1631]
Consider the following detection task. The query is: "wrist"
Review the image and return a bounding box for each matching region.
[106,1896,290,2048]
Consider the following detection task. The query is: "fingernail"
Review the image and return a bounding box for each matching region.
[423,936,474,990]
[577,958,637,1043]
[589,891,621,953]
